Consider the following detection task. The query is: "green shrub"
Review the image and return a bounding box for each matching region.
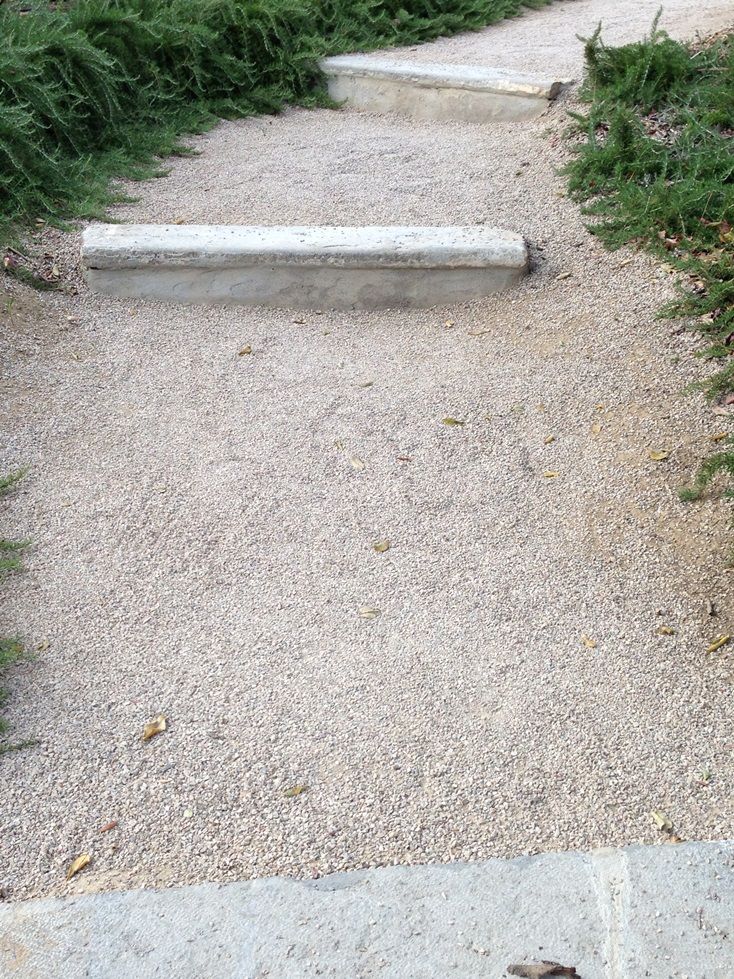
[566,23,734,506]
[0,0,553,242]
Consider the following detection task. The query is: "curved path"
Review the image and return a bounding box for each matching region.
[1,0,733,901]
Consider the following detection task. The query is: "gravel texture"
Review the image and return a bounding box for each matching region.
[1,0,734,901]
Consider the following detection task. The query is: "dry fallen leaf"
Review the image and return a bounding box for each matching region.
[373,540,390,553]
[444,319,455,328]
[666,833,685,844]
[648,449,670,461]
[556,271,572,281]
[396,455,412,463]
[710,431,728,442]
[358,606,381,620]
[442,417,465,427]
[99,820,118,834]
[544,435,556,445]
[238,345,252,356]
[581,634,597,649]
[707,634,730,653]
[590,422,602,435]
[66,854,91,881]
[543,470,560,479]
[507,963,579,978]
[349,456,365,471]
[651,810,673,832]
[656,625,675,636]
[142,715,167,742]
[283,785,308,798]
[357,381,374,388]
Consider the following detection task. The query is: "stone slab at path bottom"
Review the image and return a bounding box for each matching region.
[1,842,732,978]
[82,224,529,308]
[320,56,571,122]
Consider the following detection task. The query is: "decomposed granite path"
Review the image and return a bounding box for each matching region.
[1,0,734,902]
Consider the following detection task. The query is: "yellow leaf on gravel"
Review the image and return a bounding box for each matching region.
[373,540,390,553]
[142,715,167,741]
[648,449,670,461]
[544,435,556,445]
[444,320,455,328]
[442,417,465,427]
[238,345,252,356]
[66,854,91,881]
[707,634,730,653]
[283,785,308,798]
[656,625,676,636]
[710,431,728,442]
[651,810,673,832]
[349,456,365,471]
[543,470,559,479]
[581,635,597,649]
[359,606,381,620]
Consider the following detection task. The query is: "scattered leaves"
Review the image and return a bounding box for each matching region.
[373,540,390,553]
[581,634,597,649]
[142,715,167,742]
[283,785,308,798]
[349,456,365,471]
[647,449,670,461]
[358,606,381,620]
[655,625,675,636]
[651,809,673,832]
[66,854,91,881]
[543,470,560,479]
[442,417,465,427]
[706,634,730,653]
[237,345,252,356]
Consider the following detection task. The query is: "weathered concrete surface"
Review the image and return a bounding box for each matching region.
[82,225,529,308]
[1,842,732,978]
[320,56,571,122]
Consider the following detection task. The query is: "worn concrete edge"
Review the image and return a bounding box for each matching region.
[2,841,733,930]
[320,55,573,100]
[82,225,529,271]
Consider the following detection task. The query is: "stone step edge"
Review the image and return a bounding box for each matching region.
[82,225,529,272]
[320,55,573,101]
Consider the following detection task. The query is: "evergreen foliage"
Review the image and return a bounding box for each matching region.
[0,0,552,241]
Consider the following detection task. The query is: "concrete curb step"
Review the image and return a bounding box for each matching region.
[1,842,732,978]
[320,55,573,122]
[82,224,529,309]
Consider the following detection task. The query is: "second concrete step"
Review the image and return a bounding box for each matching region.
[320,55,572,122]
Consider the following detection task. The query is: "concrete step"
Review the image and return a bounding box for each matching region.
[320,56,572,122]
[1,842,732,978]
[82,224,529,309]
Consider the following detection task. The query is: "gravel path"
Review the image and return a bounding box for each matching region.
[1,0,733,902]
